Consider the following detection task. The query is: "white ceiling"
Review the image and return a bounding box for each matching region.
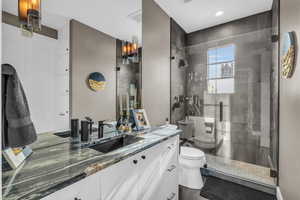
[154,0,273,33]
[3,0,142,42]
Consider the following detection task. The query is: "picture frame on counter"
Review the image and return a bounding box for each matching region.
[132,109,151,130]
[2,147,33,169]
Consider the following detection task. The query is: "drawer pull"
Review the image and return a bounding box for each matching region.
[167,165,176,172]
[167,192,176,200]
[133,160,138,164]
[74,198,82,200]
[141,155,146,160]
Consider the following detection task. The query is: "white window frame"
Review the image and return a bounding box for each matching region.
[207,44,235,94]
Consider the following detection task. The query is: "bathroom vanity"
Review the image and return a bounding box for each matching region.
[2,127,180,200]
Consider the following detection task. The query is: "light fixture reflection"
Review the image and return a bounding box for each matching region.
[216,11,224,17]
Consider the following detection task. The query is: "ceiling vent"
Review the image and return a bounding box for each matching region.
[128,9,142,23]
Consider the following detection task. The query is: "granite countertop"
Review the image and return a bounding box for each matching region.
[2,126,181,200]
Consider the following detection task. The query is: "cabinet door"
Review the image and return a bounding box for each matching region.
[100,156,139,200]
[161,164,178,200]
[160,136,179,172]
[160,136,179,200]
[42,173,101,200]
[137,144,163,200]
[138,136,179,200]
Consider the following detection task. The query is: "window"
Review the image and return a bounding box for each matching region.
[207,44,235,94]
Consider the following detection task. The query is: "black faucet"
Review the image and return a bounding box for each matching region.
[98,121,113,139]
[85,117,94,134]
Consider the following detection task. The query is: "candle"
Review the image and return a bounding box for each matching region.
[119,95,123,116]
[126,93,129,114]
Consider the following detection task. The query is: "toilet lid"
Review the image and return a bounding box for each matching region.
[180,147,205,160]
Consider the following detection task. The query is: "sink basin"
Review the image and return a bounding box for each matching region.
[89,134,143,153]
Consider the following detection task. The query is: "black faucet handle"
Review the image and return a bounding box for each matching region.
[98,120,113,127]
[98,120,105,125]
[85,116,93,122]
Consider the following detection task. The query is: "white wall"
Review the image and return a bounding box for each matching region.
[142,0,171,126]
[279,0,300,199]
[2,22,70,134]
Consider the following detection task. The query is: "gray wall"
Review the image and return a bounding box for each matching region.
[142,0,171,126]
[70,20,116,121]
[279,0,300,199]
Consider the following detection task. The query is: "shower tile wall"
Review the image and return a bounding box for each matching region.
[185,12,272,167]
[170,19,187,123]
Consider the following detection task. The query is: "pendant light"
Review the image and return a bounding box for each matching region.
[18,0,42,36]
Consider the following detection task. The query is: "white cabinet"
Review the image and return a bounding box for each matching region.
[101,135,179,200]
[100,143,163,200]
[42,135,179,200]
[42,173,101,200]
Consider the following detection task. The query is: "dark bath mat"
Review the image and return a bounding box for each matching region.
[200,176,276,200]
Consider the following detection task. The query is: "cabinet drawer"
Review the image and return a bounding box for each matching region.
[160,136,179,200]
[42,173,101,200]
[161,166,178,200]
[161,136,179,171]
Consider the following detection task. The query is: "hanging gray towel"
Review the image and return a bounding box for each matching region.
[2,64,37,148]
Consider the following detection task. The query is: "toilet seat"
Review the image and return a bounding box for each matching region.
[180,147,205,160]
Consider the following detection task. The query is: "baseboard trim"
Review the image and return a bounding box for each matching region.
[277,187,283,200]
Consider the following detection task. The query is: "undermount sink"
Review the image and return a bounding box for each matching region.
[88,134,143,153]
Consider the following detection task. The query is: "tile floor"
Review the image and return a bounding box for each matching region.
[179,186,208,200]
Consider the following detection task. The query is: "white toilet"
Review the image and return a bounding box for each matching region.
[179,146,206,189]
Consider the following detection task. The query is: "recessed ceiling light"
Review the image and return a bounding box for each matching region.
[215,11,224,17]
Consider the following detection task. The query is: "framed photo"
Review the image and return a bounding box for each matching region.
[2,147,33,169]
[132,109,151,130]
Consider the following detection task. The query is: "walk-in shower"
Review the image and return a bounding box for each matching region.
[171,7,279,186]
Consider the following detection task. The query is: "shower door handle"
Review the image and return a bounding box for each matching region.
[167,165,176,172]
[219,102,223,122]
